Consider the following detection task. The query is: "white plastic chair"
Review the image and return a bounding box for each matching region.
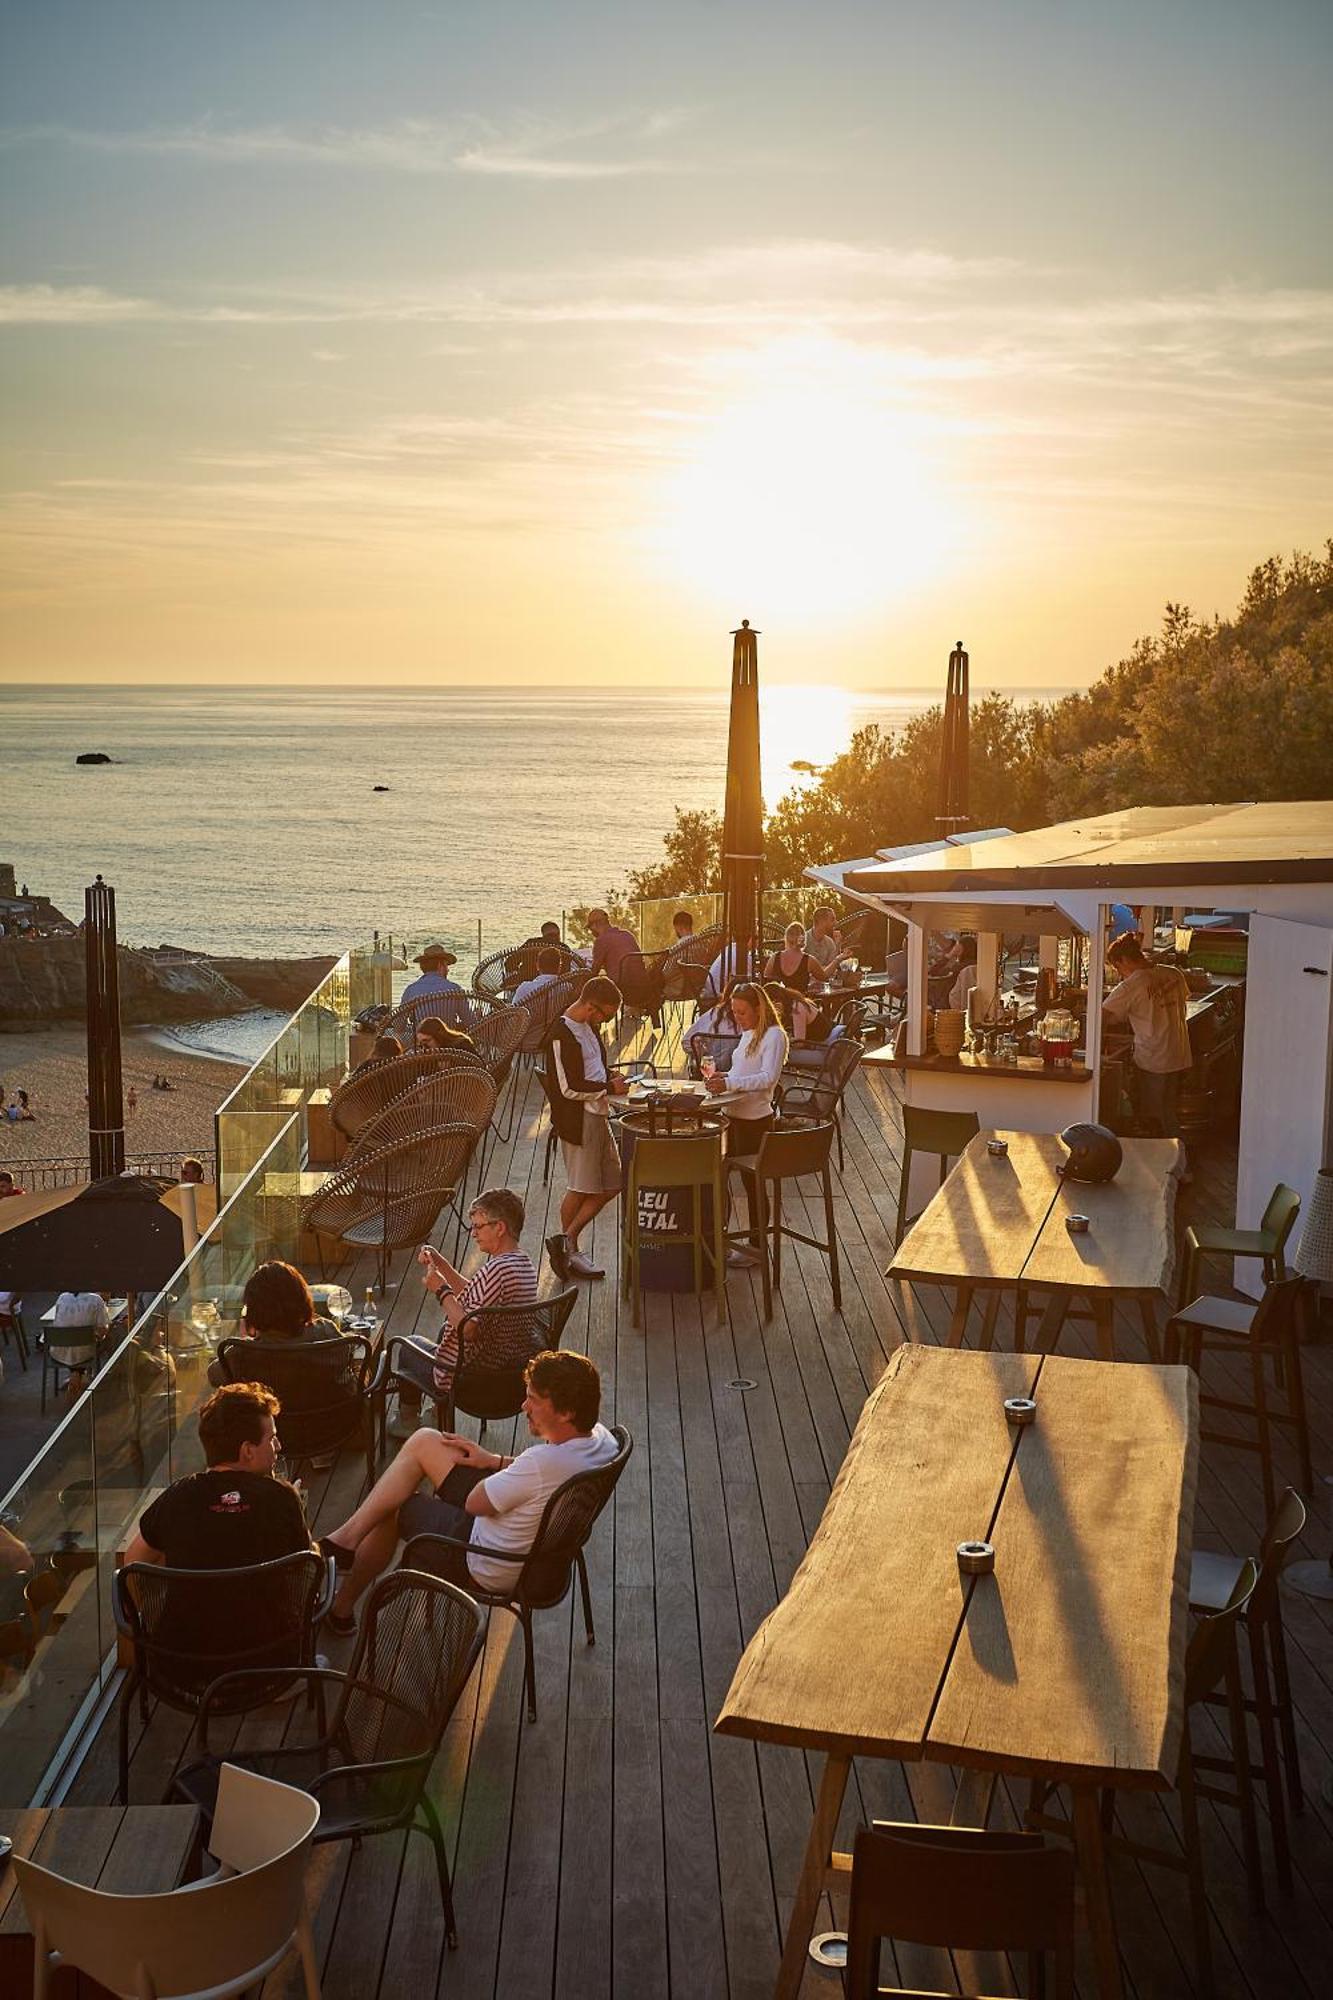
[17,1763,323,2000]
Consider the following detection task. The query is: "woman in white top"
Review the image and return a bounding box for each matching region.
[702,981,788,1157]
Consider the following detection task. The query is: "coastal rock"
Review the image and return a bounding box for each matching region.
[75,752,113,765]
[209,955,338,1010]
[373,784,390,792]
[0,936,252,1029]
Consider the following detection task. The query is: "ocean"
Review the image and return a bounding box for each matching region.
[2,682,1064,1058]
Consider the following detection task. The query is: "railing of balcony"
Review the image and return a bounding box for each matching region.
[0,1111,303,1805]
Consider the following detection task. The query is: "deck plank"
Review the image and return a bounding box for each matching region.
[25,1065,1330,2000]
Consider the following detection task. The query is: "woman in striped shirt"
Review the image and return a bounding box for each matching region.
[386,1187,538,1435]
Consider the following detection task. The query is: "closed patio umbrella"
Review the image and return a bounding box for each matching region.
[936,638,970,835]
[0,1174,214,1296]
[720,619,764,983]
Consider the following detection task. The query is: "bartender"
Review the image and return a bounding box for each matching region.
[1103,932,1191,1159]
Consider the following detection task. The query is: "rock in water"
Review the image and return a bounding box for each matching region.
[76,751,113,765]
[373,784,390,791]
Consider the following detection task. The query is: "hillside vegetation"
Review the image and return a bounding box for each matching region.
[623,544,1333,900]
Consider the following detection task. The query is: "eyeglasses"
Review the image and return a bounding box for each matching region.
[467,1216,499,1233]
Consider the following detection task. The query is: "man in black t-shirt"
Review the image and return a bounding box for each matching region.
[123,1383,313,1661]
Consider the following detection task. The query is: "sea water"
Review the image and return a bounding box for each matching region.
[2,682,1064,1057]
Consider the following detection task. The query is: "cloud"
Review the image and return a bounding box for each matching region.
[0,284,158,324]
[1,110,689,180]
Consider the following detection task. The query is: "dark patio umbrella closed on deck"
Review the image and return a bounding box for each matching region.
[0,1174,212,1295]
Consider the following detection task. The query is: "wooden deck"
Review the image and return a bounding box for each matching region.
[61,1054,1333,1999]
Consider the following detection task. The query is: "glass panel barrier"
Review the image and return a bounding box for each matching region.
[0,1111,302,1806]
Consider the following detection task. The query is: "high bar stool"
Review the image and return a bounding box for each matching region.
[1166,1275,1314,1514]
[728,1116,841,1322]
[1179,1181,1301,1307]
[892,1105,979,1248]
[1190,1485,1307,1895]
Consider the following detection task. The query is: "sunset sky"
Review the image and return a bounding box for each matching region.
[2,0,1330,688]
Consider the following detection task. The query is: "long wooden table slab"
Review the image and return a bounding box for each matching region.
[715,1342,1198,2000]
[888,1130,1182,1357]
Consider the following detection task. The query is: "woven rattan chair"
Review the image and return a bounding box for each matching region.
[379,1287,578,1443]
[174,1571,484,1949]
[347,1066,498,1161]
[469,999,530,1077]
[385,988,476,1044]
[330,1051,467,1147]
[777,1033,864,1168]
[215,1332,386,1487]
[404,1423,633,1722]
[112,1550,334,1803]
[303,1123,479,1289]
[847,1821,1076,2000]
[473,940,582,1002]
[518,974,579,1056]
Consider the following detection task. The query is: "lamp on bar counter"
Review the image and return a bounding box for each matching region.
[1286,1165,1333,1602]
[720,618,764,985]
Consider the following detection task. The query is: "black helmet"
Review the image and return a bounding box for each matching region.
[1059,1122,1123,1183]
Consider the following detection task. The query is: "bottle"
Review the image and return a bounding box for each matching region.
[362,1286,378,1331]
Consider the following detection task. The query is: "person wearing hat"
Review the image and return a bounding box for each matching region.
[400,942,469,1027]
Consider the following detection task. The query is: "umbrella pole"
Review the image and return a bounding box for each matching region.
[85,875,126,1180]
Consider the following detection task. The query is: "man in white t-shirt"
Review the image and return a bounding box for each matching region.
[320,1349,619,1629]
[48,1290,111,1374]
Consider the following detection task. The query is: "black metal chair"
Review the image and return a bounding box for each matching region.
[404,1423,633,1722]
[378,1287,579,1443]
[683,1030,740,1081]
[112,1550,334,1803]
[215,1332,386,1488]
[777,1034,864,1168]
[728,1117,841,1320]
[173,1569,484,1948]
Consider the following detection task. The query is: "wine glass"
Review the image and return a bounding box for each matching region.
[700,1057,717,1081]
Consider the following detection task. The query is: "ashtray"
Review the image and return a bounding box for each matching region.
[986,1138,1009,1157]
[1004,1396,1037,1426]
[956,1540,996,1575]
[1066,1214,1090,1234]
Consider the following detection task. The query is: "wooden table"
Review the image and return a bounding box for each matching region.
[888,1130,1182,1358]
[0,1803,201,1999]
[716,1343,1197,2000]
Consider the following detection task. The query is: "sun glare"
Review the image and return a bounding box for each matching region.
[759,683,857,805]
[651,340,955,626]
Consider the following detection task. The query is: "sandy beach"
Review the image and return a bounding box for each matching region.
[0,1027,244,1172]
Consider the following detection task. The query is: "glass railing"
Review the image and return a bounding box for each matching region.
[0,1112,303,1806]
[213,950,393,1197]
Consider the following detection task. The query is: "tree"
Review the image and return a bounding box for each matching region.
[614,542,1333,899]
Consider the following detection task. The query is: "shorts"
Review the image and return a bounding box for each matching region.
[561,1109,622,1195]
[399,1465,488,1589]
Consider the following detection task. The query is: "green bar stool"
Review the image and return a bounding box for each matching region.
[729,1116,841,1322]
[622,1128,726,1327]
[893,1105,980,1247]
[1179,1181,1301,1307]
